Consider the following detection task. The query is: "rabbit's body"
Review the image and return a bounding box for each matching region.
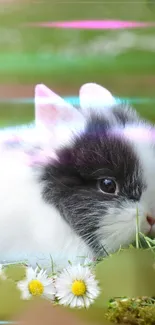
[0,137,91,268]
[0,83,155,269]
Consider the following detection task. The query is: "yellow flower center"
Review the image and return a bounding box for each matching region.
[28,279,44,296]
[71,280,87,296]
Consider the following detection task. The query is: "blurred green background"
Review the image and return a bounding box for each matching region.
[0,0,155,126]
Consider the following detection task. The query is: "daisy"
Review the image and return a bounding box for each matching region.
[17,266,55,300]
[55,264,100,308]
[0,264,6,280]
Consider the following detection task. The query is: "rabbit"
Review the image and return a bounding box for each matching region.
[0,82,155,270]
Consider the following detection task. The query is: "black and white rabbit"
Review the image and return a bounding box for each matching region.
[0,82,155,269]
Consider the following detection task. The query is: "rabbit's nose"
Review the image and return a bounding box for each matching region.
[146,215,155,226]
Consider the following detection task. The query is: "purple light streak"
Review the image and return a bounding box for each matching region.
[26,20,155,30]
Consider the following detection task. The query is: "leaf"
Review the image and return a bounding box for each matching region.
[5,264,26,282]
[0,278,30,320]
[94,248,155,307]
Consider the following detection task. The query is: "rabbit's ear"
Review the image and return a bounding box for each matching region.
[35,84,84,126]
[34,84,86,149]
[79,83,116,115]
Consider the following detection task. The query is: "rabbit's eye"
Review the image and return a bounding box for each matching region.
[98,178,118,195]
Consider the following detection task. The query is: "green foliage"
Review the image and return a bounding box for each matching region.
[1,228,155,323]
[106,297,155,325]
[5,264,26,282]
[0,0,155,125]
[94,248,155,307]
[1,243,155,323]
[0,277,28,320]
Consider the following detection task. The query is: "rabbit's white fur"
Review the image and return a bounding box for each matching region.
[0,148,92,269]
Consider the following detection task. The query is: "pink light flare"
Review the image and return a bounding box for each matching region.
[26,20,155,30]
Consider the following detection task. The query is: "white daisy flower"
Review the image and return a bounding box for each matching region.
[17,266,55,300]
[0,264,6,280]
[55,264,100,308]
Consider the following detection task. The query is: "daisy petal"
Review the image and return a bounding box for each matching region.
[26,267,36,281]
[17,282,31,300]
[43,283,55,300]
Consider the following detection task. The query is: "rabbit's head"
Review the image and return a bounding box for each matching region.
[35,83,155,256]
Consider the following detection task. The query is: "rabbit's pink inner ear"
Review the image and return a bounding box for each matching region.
[79,83,116,112]
[35,84,74,127]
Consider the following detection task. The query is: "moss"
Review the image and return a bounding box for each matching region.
[105,297,155,324]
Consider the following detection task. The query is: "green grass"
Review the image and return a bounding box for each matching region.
[0,0,155,124]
